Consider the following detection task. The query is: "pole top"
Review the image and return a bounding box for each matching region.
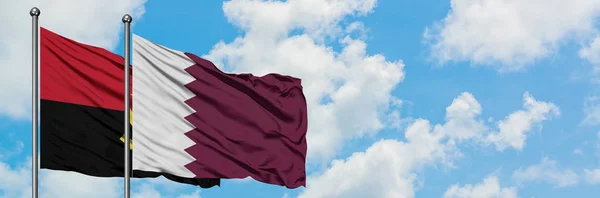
[122,14,132,23]
[30,7,40,16]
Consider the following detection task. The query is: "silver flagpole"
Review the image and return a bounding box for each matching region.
[30,7,40,198]
[122,14,132,198]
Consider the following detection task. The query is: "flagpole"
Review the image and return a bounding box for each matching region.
[30,7,40,198]
[122,14,132,198]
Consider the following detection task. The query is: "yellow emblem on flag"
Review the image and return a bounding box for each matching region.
[120,108,133,150]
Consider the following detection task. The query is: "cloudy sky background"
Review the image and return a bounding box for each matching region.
[1,0,600,197]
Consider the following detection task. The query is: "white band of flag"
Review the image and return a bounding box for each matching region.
[132,34,197,178]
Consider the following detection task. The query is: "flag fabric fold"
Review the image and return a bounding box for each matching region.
[39,27,219,188]
[132,35,308,188]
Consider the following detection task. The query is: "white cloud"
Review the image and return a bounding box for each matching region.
[206,0,404,161]
[443,176,518,198]
[131,181,201,198]
[580,35,600,75]
[440,92,487,141]
[176,190,201,198]
[582,133,600,185]
[298,92,555,198]
[425,0,600,71]
[0,158,30,198]
[0,0,147,119]
[0,155,206,198]
[220,0,377,41]
[41,170,121,198]
[512,157,579,188]
[297,120,449,198]
[583,169,600,184]
[485,92,560,151]
[0,157,121,198]
[132,183,161,198]
[385,98,413,130]
[132,174,204,198]
[582,96,600,126]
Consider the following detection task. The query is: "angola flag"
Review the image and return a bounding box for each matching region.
[39,27,219,188]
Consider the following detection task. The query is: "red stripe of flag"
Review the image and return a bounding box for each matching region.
[40,27,132,111]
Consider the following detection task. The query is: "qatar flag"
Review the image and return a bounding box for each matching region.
[131,34,308,188]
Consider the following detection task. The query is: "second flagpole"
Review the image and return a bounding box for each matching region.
[122,14,132,198]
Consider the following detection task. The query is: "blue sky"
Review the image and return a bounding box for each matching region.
[1,0,600,197]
